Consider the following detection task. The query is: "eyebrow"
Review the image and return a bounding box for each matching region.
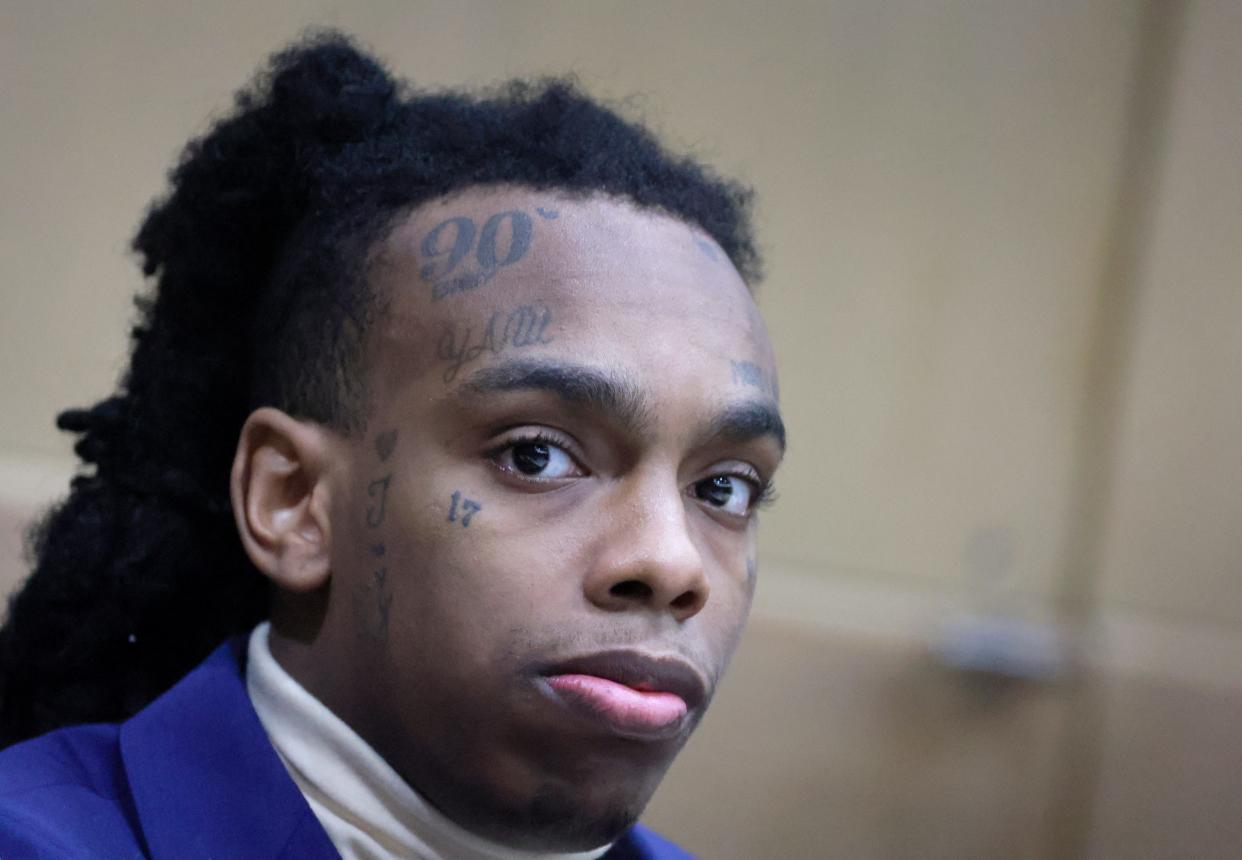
[458,358,654,437]
[457,357,786,453]
[701,401,787,454]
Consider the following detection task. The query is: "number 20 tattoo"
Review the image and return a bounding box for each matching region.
[421,210,535,301]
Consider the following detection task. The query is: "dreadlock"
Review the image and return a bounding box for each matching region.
[0,31,759,746]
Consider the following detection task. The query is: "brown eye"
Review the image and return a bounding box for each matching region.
[693,475,755,516]
[494,437,581,481]
[512,442,550,475]
[695,476,733,506]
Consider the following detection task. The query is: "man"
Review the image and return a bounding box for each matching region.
[0,33,783,859]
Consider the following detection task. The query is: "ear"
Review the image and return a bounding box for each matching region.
[231,407,336,593]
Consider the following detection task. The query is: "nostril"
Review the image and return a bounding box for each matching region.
[670,591,698,611]
[609,580,653,601]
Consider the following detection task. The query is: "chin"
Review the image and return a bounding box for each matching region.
[436,748,668,852]
[480,782,647,852]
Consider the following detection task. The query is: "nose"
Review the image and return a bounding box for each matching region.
[583,476,710,622]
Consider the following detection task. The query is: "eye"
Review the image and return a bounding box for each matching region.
[692,474,755,516]
[493,437,581,480]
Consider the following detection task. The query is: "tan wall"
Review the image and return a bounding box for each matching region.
[2,2,1241,856]
[1,0,1203,618]
[2,1,1242,860]
[3,0,1240,681]
[1097,0,1242,628]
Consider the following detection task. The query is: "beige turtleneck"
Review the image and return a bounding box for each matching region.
[246,622,612,860]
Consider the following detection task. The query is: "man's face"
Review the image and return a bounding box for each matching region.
[304,189,783,849]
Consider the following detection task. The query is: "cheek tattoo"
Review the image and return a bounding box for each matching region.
[363,430,399,639]
[365,474,391,528]
[447,490,482,527]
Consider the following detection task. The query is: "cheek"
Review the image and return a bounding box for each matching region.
[695,516,754,587]
[711,571,754,635]
[376,487,552,660]
[695,532,756,645]
[329,462,471,650]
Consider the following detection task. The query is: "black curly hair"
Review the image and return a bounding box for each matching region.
[0,31,759,747]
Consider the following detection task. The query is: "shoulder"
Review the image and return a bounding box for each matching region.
[0,722,147,858]
[0,721,120,793]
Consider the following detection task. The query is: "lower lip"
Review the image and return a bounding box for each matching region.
[543,673,689,740]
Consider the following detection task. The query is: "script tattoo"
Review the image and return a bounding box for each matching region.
[372,567,392,631]
[437,303,555,384]
[362,432,401,638]
[365,474,392,528]
[421,210,536,301]
[447,490,482,527]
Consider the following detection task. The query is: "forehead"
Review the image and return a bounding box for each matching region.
[365,187,774,408]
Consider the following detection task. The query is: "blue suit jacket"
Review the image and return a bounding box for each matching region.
[0,638,693,859]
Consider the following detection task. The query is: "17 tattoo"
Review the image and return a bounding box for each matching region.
[447,490,482,527]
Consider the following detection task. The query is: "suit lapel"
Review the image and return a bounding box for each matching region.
[119,637,339,860]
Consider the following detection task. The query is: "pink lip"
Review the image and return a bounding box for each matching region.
[545,673,689,739]
[536,650,709,741]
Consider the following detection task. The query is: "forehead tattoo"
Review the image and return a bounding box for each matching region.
[418,203,558,303]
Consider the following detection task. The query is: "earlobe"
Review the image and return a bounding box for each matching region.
[230,407,335,593]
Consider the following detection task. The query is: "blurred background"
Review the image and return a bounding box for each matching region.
[1,1,1239,857]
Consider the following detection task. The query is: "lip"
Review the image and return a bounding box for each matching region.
[536,650,710,741]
